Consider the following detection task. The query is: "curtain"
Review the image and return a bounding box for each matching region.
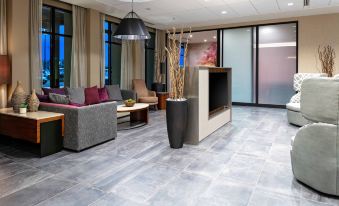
[120,40,145,90]
[99,13,105,87]
[0,0,7,108]
[29,0,42,93]
[154,29,166,84]
[71,5,87,88]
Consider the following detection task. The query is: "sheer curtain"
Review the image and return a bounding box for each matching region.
[0,0,7,108]
[120,40,145,90]
[99,13,105,87]
[29,0,42,93]
[71,5,87,88]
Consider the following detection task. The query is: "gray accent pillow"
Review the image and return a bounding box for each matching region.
[65,87,85,104]
[105,85,123,101]
[49,93,70,104]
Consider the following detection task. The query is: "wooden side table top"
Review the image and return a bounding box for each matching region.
[0,108,64,120]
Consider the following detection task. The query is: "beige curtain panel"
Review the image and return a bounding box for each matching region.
[29,0,42,93]
[0,0,7,108]
[71,5,87,88]
[120,40,145,90]
[100,13,106,87]
[154,29,166,84]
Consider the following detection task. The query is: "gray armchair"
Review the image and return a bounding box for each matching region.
[286,73,327,126]
[290,78,339,195]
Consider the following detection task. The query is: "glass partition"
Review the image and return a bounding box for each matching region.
[223,27,254,103]
[258,23,297,105]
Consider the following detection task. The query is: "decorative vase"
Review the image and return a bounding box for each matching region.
[166,99,188,149]
[27,89,40,112]
[11,81,27,113]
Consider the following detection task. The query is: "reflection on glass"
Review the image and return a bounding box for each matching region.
[111,44,121,85]
[258,23,296,105]
[55,36,72,88]
[55,9,72,35]
[145,33,156,89]
[42,34,51,88]
[42,7,51,33]
[223,27,254,103]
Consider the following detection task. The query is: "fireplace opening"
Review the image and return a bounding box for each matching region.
[209,68,229,118]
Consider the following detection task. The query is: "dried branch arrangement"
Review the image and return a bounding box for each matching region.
[165,28,191,100]
[318,45,336,77]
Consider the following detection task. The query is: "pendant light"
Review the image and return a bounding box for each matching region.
[113,0,151,40]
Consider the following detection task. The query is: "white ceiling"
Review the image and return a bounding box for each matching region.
[60,0,339,29]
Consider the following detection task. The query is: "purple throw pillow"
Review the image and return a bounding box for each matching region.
[36,93,49,102]
[42,88,65,96]
[98,87,109,102]
[85,86,100,105]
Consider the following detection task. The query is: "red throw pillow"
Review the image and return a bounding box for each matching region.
[98,87,109,102]
[85,86,100,105]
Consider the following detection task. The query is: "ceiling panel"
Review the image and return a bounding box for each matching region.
[250,0,279,14]
[60,0,339,29]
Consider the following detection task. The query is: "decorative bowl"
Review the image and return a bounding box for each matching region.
[124,99,136,107]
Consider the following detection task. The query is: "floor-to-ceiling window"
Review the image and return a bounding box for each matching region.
[221,22,297,107]
[105,21,122,86]
[42,5,72,88]
[145,32,156,89]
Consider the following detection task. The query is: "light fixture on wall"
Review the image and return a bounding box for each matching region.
[113,0,151,40]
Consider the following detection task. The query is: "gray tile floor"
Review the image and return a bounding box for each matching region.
[0,106,338,206]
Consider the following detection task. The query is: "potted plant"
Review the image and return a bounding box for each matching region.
[165,28,191,149]
[19,103,27,114]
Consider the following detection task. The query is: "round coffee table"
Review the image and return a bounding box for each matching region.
[117,103,149,130]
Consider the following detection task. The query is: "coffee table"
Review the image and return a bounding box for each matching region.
[117,103,149,130]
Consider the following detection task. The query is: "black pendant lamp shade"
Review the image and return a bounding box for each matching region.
[113,11,151,40]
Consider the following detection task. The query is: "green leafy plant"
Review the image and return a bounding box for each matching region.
[19,103,27,109]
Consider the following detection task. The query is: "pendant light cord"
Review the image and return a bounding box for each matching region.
[131,0,134,16]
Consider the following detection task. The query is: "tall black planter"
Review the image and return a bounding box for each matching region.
[166,100,188,149]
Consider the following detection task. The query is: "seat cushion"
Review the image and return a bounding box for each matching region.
[65,87,85,104]
[138,96,158,103]
[286,103,300,112]
[105,85,123,101]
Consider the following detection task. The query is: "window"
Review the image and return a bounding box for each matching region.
[145,32,156,89]
[105,21,122,86]
[179,44,185,68]
[42,5,72,88]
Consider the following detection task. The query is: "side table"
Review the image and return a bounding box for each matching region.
[156,92,169,110]
[0,108,64,157]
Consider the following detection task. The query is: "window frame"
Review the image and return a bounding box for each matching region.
[105,20,122,85]
[42,5,72,88]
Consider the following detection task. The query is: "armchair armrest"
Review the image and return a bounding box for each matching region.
[148,90,156,97]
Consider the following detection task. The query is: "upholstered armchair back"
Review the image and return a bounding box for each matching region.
[132,79,149,97]
[300,78,339,125]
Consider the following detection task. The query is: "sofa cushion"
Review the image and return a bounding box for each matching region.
[105,85,123,101]
[42,88,65,96]
[49,93,70,104]
[36,94,49,102]
[286,103,300,112]
[98,87,109,102]
[65,87,85,104]
[138,96,158,103]
[85,86,100,105]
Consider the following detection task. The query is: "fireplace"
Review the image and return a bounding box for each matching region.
[209,68,229,117]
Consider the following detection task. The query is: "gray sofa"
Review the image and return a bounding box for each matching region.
[39,89,136,151]
[290,78,339,195]
[40,102,117,151]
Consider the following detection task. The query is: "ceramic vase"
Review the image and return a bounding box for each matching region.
[27,89,40,112]
[11,81,27,113]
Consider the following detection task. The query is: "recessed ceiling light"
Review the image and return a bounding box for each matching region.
[287,2,294,6]
[204,39,207,42]
[292,25,296,28]
[213,36,216,39]
[221,11,227,14]
[189,34,193,38]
